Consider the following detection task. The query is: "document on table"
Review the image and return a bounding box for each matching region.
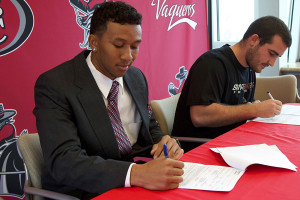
[179,144,297,192]
[210,144,297,171]
[253,105,300,125]
[179,162,244,192]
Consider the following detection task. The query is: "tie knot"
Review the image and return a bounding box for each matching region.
[108,81,119,102]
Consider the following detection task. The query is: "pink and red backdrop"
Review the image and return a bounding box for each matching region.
[0,0,208,199]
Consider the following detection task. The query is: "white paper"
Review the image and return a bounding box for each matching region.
[280,105,300,115]
[253,105,300,125]
[179,162,244,192]
[179,144,296,192]
[210,144,297,171]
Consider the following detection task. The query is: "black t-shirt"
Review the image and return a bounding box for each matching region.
[172,45,256,139]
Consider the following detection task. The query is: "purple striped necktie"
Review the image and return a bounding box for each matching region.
[107,81,132,156]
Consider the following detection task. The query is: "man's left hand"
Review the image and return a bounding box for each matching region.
[151,135,184,160]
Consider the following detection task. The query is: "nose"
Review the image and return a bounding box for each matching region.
[269,57,277,67]
[121,47,133,63]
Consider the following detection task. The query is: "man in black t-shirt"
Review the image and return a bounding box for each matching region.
[172,16,292,150]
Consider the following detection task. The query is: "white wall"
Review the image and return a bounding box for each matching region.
[288,0,300,62]
[254,0,280,77]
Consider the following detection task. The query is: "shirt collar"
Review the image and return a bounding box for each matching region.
[86,52,124,99]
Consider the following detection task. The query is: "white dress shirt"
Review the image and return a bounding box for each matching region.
[86,52,141,187]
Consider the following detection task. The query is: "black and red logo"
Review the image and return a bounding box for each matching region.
[69,0,106,49]
[0,0,34,56]
[0,103,27,198]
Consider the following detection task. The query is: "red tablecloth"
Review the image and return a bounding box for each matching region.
[93,106,300,200]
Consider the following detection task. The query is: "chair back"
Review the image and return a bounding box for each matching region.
[255,75,300,103]
[150,93,181,135]
[17,133,44,190]
[17,134,81,200]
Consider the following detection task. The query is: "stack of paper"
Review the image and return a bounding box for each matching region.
[253,105,300,125]
[179,144,297,192]
[210,144,297,171]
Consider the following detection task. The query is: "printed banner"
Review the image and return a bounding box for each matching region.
[0,0,208,199]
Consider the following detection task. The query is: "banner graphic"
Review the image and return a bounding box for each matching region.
[0,1,208,198]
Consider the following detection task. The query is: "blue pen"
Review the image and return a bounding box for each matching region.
[163,144,168,158]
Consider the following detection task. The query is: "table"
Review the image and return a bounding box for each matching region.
[93,104,300,200]
[280,62,300,76]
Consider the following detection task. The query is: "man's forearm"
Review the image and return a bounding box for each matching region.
[190,99,282,128]
[190,103,258,127]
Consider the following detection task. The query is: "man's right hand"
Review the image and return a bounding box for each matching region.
[130,157,184,190]
[254,99,282,118]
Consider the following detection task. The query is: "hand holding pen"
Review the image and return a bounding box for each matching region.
[130,143,184,190]
[253,91,282,118]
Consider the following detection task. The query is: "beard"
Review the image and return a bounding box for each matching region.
[245,46,268,73]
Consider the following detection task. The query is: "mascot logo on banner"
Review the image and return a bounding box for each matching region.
[151,0,197,96]
[168,66,188,96]
[69,0,107,49]
[0,103,27,198]
[0,0,34,56]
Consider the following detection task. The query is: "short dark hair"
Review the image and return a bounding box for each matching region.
[90,1,142,36]
[242,16,292,47]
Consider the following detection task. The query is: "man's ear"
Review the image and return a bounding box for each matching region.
[248,34,260,47]
[88,34,98,50]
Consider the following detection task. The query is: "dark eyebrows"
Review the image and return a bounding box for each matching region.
[269,49,280,57]
[114,37,142,44]
[114,38,126,42]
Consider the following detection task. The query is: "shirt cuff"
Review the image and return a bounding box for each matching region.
[125,163,135,187]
